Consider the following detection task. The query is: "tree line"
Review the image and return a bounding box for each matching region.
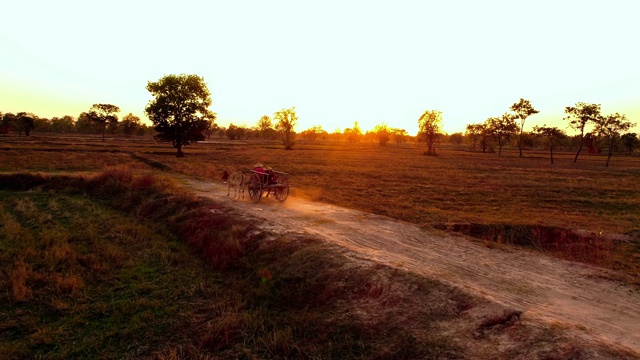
[0,109,154,138]
[3,74,637,163]
[461,99,637,167]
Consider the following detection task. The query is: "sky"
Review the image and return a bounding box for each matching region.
[1,0,639,135]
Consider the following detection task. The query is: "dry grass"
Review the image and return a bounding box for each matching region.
[2,170,635,358]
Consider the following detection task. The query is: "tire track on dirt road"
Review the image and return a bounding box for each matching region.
[184,178,640,354]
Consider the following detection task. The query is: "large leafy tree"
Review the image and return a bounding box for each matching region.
[145,74,215,157]
[486,113,518,156]
[418,109,442,155]
[88,104,120,141]
[510,98,539,157]
[594,113,636,167]
[564,102,601,163]
[274,107,297,150]
[533,125,566,164]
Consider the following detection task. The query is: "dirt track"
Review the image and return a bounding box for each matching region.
[184,178,640,354]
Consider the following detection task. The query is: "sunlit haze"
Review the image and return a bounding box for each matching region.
[1,0,639,135]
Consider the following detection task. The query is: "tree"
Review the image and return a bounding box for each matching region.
[486,113,518,156]
[449,132,464,147]
[300,125,325,141]
[51,116,74,133]
[1,113,16,134]
[621,133,638,155]
[76,112,98,134]
[257,115,272,139]
[374,123,391,146]
[465,123,485,152]
[121,113,141,137]
[392,128,409,146]
[418,109,442,155]
[16,112,36,136]
[564,102,601,163]
[533,125,566,164]
[344,121,362,143]
[87,104,120,141]
[274,107,297,150]
[510,98,539,157]
[145,74,215,157]
[203,121,219,140]
[594,113,636,167]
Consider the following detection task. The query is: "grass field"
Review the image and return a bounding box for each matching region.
[1,133,639,358]
[3,133,639,235]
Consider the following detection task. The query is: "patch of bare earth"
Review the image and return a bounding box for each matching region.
[184,177,640,358]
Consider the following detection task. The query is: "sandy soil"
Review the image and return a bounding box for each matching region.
[184,178,640,355]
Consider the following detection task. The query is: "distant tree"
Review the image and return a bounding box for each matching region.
[203,121,219,140]
[418,109,442,155]
[486,113,518,156]
[15,112,36,136]
[621,133,638,155]
[329,128,342,142]
[392,128,409,146]
[274,107,297,150]
[374,123,391,146]
[300,125,325,141]
[34,116,51,132]
[1,113,16,134]
[50,116,74,133]
[533,125,566,164]
[449,132,464,147]
[564,102,601,163]
[257,115,272,139]
[76,112,98,133]
[344,121,362,143]
[88,104,120,141]
[594,113,636,167]
[121,113,141,137]
[510,98,539,157]
[145,74,215,157]
[465,123,485,152]
[226,123,240,140]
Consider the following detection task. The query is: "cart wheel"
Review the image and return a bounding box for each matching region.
[275,175,289,202]
[248,173,262,203]
[275,185,289,202]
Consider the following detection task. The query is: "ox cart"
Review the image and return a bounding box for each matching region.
[244,167,289,203]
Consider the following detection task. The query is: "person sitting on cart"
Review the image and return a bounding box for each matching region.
[253,163,278,185]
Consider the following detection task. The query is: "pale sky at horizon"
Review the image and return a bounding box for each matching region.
[1,0,639,135]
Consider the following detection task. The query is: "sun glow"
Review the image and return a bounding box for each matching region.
[1,1,639,135]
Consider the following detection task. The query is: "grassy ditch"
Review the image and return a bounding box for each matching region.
[0,169,636,359]
[438,223,640,287]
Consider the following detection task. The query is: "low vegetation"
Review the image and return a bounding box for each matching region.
[2,169,635,358]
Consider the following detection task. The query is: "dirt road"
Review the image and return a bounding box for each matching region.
[184,178,640,354]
